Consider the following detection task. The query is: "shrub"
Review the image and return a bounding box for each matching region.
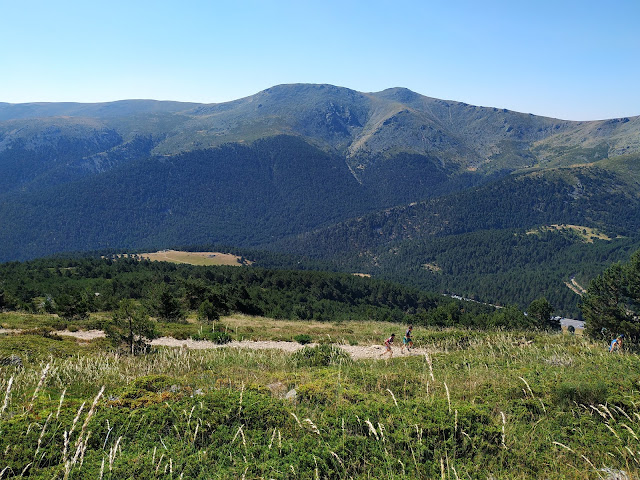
[293,334,312,344]
[130,374,176,393]
[192,330,232,344]
[292,344,351,367]
[552,380,609,406]
[105,299,158,355]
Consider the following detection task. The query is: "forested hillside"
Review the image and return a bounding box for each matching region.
[1,84,639,314]
[264,161,640,317]
[1,256,554,330]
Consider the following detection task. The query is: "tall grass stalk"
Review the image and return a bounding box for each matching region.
[290,412,302,427]
[76,385,104,449]
[386,388,398,408]
[64,402,85,461]
[444,382,451,414]
[34,412,53,460]
[0,376,12,417]
[108,436,123,471]
[56,388,66,418]
[304,418,321,435]
[0,467,14,478]
[425,353,435,381]
[268,428,277,450]
[28,362,50,411]
[365,419,379,440]
[518,376,534,399]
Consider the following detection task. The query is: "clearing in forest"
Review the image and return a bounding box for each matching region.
[137,250,249,266]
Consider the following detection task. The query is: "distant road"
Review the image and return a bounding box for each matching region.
[445,294,584,329]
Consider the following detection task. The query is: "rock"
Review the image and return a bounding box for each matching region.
[0,355,23,368]
[600,468,629,480]
[285,389,297,401]
[266,382,287,397]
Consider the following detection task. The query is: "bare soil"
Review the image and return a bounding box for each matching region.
[149,337,428,360]
[1,328,427,360]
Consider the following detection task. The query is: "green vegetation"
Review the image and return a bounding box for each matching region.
[105,299,158,354]
[0,256,563,331]
[293,334,313,345]
[257,226,640,318]
[582,249,640,342]
[264,165,640,317]
[2,321,640,479]
[2,86,640,320]
[1,250,639,478]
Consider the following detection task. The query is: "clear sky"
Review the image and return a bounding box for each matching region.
[1,0,639,120]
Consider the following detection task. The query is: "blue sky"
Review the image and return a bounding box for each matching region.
[1,0,639,120]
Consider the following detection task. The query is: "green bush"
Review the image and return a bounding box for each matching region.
[292,344,351,367]
[130,374,177,393]
[192,330,232,344]
[293,334,312,344]
[551,380,609,406]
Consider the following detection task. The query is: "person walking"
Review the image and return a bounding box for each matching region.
[380,333,395,358]
[401,325,414,353]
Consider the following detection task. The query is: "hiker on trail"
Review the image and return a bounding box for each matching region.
[380,333,395,358]
[401,325,413,353]
[610,334,624,353]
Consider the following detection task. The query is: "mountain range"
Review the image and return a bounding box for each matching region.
[1,84,639,316]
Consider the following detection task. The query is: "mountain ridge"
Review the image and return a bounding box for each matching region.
[1,84,639,316]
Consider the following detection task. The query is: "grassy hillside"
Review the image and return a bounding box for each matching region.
[1,315,639,479]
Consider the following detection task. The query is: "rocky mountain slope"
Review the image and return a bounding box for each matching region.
[1,84,639,316]
[2,84,639,189]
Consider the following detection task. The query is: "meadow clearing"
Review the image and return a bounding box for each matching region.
[135,251,247,267]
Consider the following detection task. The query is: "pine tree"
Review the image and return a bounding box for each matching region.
[582,251,640,341]
[527,297,558,330]
[105,299,158,355]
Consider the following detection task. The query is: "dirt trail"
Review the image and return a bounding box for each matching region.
[151,337,428,360]
[1,329,427,360]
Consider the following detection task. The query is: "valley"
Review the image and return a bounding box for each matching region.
[1,84,639,316]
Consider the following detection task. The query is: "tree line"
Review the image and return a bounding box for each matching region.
[581,249,640,344]
[0,255,559,332]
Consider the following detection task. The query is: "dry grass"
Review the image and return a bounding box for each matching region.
[221,313,405,345]
[526,224,613,243]
[136,250,248,266]
[2,322,639,479]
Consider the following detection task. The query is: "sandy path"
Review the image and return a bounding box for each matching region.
[151,337,426,360]
[1,329,426,360]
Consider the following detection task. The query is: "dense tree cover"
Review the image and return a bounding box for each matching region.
[358,229,640,318]
[0,256,554,330]
[1,135,638,323]
[0,135,489,263]
[274,166,640,259]
[237,228,639,318]
[0,256,437,324]
[527,297,558,330]
[254,166,640,317]
[582,249,640,343]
